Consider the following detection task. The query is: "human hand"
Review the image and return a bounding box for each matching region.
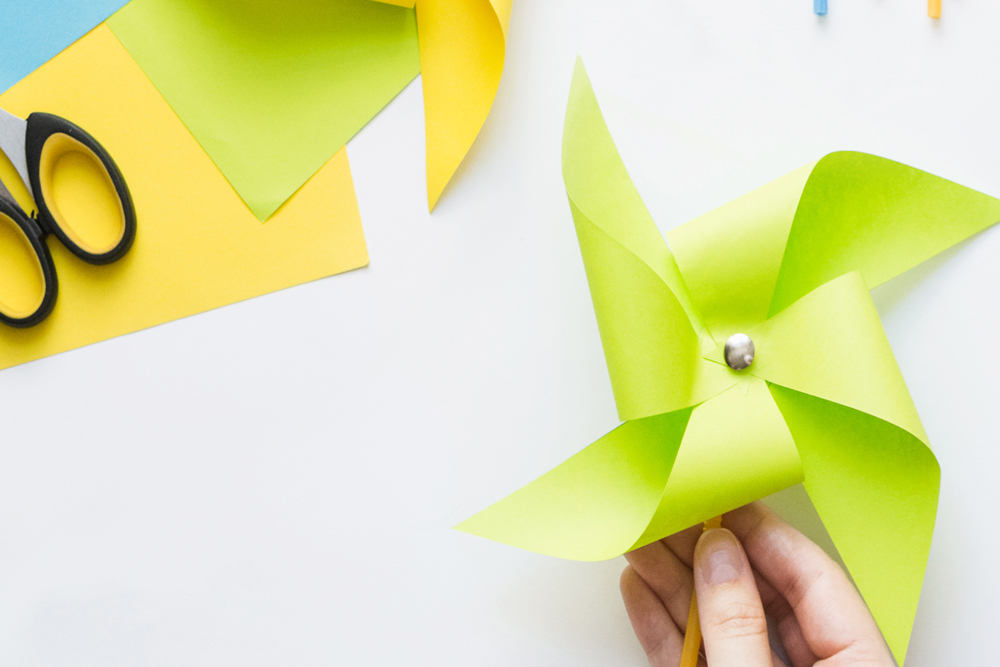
[620,502,895,667]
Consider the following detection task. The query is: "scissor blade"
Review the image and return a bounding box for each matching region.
[0,107,32,200]
[0,175,18,210]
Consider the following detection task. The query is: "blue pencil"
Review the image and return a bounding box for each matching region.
[815,0,828,15]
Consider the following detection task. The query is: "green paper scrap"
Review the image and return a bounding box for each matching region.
[458,58,1000,666]
[108,0,420,221]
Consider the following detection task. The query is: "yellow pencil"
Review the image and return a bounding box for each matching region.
[679,516,724,667]
[929,0,941,19]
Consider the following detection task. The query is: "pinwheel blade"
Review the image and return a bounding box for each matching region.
[563,59,695,316]
[665,162,815,341]
[572,199,732,419]
[631,380,804,550]
[733,271,928,445]
[770,385,939,666]
[457,409,692,561]
[769,151,1000,316]
[564,59,731,419]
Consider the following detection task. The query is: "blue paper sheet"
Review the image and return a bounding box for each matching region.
[0,0,130,93]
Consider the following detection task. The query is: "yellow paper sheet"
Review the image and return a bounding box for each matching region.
[0,25,368,370]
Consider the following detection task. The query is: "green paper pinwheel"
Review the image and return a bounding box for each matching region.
[458,59,1000,665]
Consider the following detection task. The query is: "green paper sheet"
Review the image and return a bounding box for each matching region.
[108,0,420,221]
[459,57,1000,666]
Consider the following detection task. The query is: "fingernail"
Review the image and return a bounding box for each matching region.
[699,529,744,586]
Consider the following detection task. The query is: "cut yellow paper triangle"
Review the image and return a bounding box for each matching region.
[0,25,368,369]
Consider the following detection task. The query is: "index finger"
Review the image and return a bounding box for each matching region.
[724,502,893,664]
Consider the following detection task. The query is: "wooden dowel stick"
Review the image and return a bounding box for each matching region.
[679,516,724,667]
[679,589,703,667]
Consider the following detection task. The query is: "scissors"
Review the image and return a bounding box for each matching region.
[0,107,136,328]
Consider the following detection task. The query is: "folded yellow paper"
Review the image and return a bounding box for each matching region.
[372,0,512,210]
[418,0,511,210]
[0,25,368,370]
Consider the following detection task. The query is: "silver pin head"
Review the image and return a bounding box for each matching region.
[724,333,755,371]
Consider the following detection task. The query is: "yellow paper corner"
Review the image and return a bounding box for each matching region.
[0,24,367,369]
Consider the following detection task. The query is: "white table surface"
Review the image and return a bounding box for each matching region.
[1,1,998,664]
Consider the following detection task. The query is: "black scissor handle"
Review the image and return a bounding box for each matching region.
[24,112,136,265]
[0,195,57,328]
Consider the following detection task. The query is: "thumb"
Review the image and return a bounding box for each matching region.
[694,528,772,667]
